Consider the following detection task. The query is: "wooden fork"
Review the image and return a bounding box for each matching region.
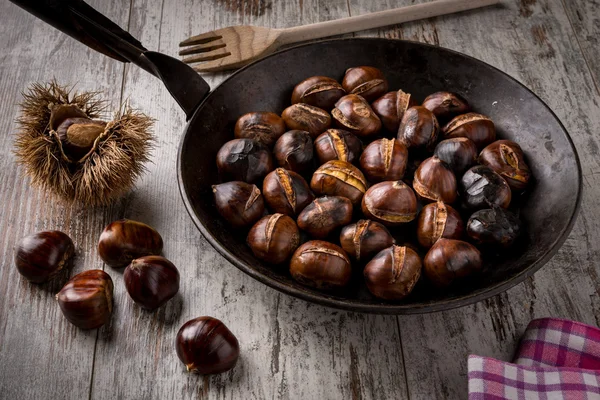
[179,0,500,73]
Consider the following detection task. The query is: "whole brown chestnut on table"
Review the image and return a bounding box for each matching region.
[124,255,180,310]
[478,140,531,191]
[56,269,113,329]
[397,106,439,151]
[340,220,395,261]
[234,111,286,147]
[413,157,458,204]
[341,66,389,102]
[417,201,464,248]
[331,94,382,138]
[176,316,239,374]
[443,113,496,149]
[310,160,367,205]
[263,168,314,216]
[98,219,163,268]
[314,129,362,165]
[422,91,470,121]
[281,103,332,138]
[14,231,74,283]
[361,181,418,226]
[247,214,300,264]
[213,181,264,228]
[291,76,346,110]
[297,196,353,239]
[360,138,408,182]
[433,137,478,175]
[289,240,352,289]
[423,238,482,288]
[273,130,314,173]
[216,138,274,183]
[467,207,522,247]
[364,245,422,300]
[372,90,416,133]
[460,165,512,211]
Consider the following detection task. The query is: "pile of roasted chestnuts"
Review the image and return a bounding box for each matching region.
[214,66,531,300]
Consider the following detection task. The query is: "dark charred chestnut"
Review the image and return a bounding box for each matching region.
[359,138,408,182]
[341,66,389,102]
[413,157,457,204]
[331,94,382,138]
[272,130,314,173]
[417,201,464,248]
[314,129,362,165]
[297,196,353,239]
[56,269,113,329]
[361,181,418,226]
[364,245,422,300]
[310,160,368,205]
[281,104,331,138]
[433,137,478,175]
[443,113,496,149]
[216,138,274,183]
[461,165,512,211]
[247,214,300,264]
[478,140,531,190]
[397,106,440,151]
[467,207,522,247]
[98,219,163,268]
[263,168,314,216]
[234,111,286,147]
[176,316,239,374]
[422,91,470,121]
[289,240,352,289]
[124,255,180,310]
[340,220,395,261]
[15,231,74,283]
[423,238,482,288]
[213,181,264,228]
[291,76,346,110]
[372,90,416,133]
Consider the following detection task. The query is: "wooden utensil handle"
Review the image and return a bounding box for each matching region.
[278,0,500,45]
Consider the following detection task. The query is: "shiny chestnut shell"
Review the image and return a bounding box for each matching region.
[98,219,163,268]
[478,140,531,191]
[461,165,512,211]
[297,196,353,239]
[341,66,389,102]
[247,214,300,264]
[281,103,332,138]
[443,113,496,149]
[216,138,274,183]
[234,111,286,147]
[372,90,416,133]
[466,207,522,247]
[124,255,180,310]
[397,106,440,151]
[310,160,367,205]
[291,76,346,110]
[340,220,395,261]
[212,181,264,228]
[433,137,478,175]
[413,157,458,204]
[423,238,482,288]
[289,240,352,289]
[364,245,422,300]
[262,168,314,216]
[15,231,75,283]
[314,129,362,165]
[331,94,382,138]
[272,130,314,173]
[361,181,418,226]
[359,138,408,183]
[417,201,464,248]
[422,91,470,121]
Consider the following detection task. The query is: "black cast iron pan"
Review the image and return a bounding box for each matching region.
[13,0,582,314]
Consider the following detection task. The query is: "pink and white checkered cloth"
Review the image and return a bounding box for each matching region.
[469,318,600,399]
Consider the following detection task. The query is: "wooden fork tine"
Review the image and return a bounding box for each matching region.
[178,42,227,56]
[182,50,231,64]
[179,32,222,47]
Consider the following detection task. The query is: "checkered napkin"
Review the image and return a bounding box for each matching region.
[468,318,600,399]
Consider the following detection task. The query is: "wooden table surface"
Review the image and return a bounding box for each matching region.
[1,0,599,399]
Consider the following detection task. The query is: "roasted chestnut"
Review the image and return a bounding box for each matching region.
[314,129,362,165]
[372,90,416,133]
[467,207,522,247]
[291,76,346,110]
[213,181,264,228]
[423,238,482,288]
[433,137,478,175]
[413,157,457,204]
[176,316,239,374]
[397,106,439,151]
[422,91,470,121]
[15,231,74,283]
[417,201,464,248]
[56,269,113,329]
[359,138,408,182]
[460,165,511,211]
[340,220,395,261]
[289,240,352,289]
[310,160,367,205]
[443,113,496,149]
[262,168,314,216]
[341,66,389,102]
[478,140,531,190]
[124,255,180,310]
[281,103,332,138]
[364,245,422,300]
[216,138,274,183]
[331,94,382,138]
[247,214,300,264]
[98,219,163,268]
[361,181,418,226]
[297,196,353,239]
[234,111,286,147]
[272,130,314,173]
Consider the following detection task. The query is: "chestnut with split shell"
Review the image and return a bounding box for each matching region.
[423,238,482,288]
[247,214,300,264]
[361,180,418,226]
[331,94,382,138]
[310,160,367,205]
[340,219,395,261]
[341,66,389,102]
[297,196,353,239]
[216,138,274,183]
[478,140,531,191]
[289,240,352,289]
[262,168,314,217]
[412,157,458,204]
[213,181,264,228]
[364,245,422,300]
[234,111,286,147]
[272,130,314,173]
[314,129,362,165]
[291,76,346,110]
